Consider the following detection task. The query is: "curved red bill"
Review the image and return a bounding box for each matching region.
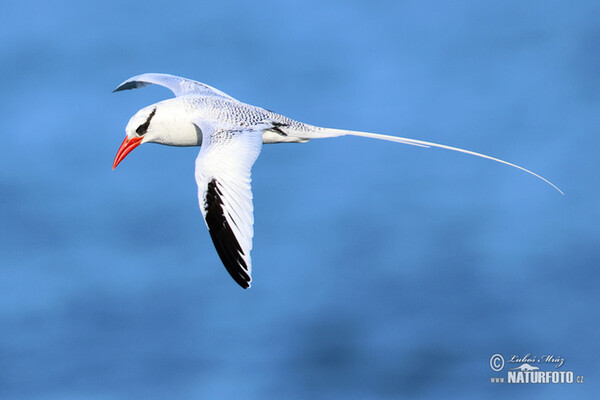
[113,136,143,169]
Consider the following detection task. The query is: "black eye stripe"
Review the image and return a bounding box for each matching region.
[136,107,157,135]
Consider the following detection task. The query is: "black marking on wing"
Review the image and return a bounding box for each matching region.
[136,107,156,136]
[270,121,288,136]
[204,178,250,289]
[113,81,146,92]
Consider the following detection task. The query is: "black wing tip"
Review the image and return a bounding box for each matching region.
[205,178,252,290]
[238,279,251,289]
[112,81,144,93]
[217,248,252,289]
[210,228,252,289]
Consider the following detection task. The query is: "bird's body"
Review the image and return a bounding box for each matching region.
[113,73,561,289]
[127,91,341,148]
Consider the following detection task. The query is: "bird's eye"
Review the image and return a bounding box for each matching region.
[136,107,157,136]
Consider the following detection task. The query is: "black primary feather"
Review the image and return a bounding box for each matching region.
[204,178,250,288]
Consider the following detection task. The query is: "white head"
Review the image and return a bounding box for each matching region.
[113,100,202,169]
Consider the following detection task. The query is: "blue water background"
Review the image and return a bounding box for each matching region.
[1,1,598,398]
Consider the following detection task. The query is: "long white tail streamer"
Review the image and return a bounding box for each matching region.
[320,128,563,195]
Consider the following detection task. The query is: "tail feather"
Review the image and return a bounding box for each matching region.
[316,127,563,195]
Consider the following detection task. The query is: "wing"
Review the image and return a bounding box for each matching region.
[113,73,235,100]
[195,127,263,288]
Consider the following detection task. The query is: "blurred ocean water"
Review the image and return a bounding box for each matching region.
[0,1,598,398]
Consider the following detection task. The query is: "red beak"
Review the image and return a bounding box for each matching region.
[113,136,143,170]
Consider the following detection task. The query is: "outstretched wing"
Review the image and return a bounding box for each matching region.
[195,127,263,288]
[113,73,235,100]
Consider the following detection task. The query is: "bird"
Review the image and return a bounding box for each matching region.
[112,73,562,289]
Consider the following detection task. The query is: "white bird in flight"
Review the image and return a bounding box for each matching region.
[113,73,562,289]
